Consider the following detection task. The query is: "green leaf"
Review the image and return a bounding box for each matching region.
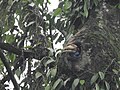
[91,73,99,84]
[105,81,110,90]
[50,68,57,77]
[83,0,88,17]
[80,80,85,85]
[95,83,100,90]
[15,69,22,79]
[99,71,105,80]
[37,0,44,5]
[8,0,13,5]
[24,45,33,49]
[64,78,70,86]
[64,1,72,10]
[118,4,120,9]
[52,79,63,90]
[72,78,79,90]
[118,61,120,64]
[58,1,64,9]
[9,53,16,62]
[35,72,42,79]
[47,0,51,4]
[46,70,51,78]
[45,59,55,67]
[93,0,98,6]
[0,59,3,69]
[8,16,15,29]
[5,34,15,43]
[53,8,62,16]
[112,69,118,74]
[45,85,50,90]
[80,12,85,17]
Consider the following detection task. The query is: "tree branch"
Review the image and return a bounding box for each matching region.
[0,49,20,90]
[0,42,49,84]
[0,42,34,58]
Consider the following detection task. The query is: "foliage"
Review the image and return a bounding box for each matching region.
[0,0,120,90]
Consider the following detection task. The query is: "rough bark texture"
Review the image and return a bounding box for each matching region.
[58,2,120,89]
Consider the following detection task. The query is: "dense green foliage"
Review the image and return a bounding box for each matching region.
[0,0,120,90]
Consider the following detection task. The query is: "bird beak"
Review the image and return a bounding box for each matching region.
[63,44,77,53]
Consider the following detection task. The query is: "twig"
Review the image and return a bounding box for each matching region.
[0,49,20,90]
[105,58,115,73]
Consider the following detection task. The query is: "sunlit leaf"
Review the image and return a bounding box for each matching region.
[15,69,21,79]
[118,61,120,64]
[83,0,88,17]
[105,81,110,90]
[95,83,100,90]
[118,4,120,9]
[53,8,62,16]
[45,85,50,90]
[8,0,13,5]
[24,45,33,49]
[91,73,99,84]
[112,69,118,75]
[64,78,70,86]
[47,0,51,4]
[72,78,79,90]
[5,34,15,43]
[64,1,72,10]
[46,70,51,78]
[80,80,85,85]
[35,72,42,79]
[45,59,55,67]
[99,71,105,80]
[9,53,16,62]
[26,21,35,27]
[0,59,3,69]
[93,0,98,6]
[52,79,63,90]
[50,68,57,77]
[37,0,44,5]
